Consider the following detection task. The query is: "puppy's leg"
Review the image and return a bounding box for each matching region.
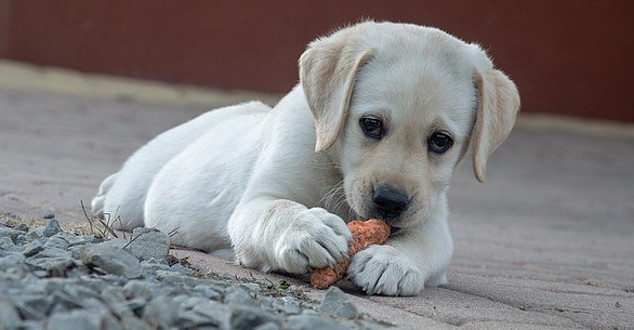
[228,199,352,274]
[91,172,118,218]
[347,208,453,296]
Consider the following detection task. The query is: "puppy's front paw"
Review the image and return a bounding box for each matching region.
[348,245,424,296]
[275,208,351,274]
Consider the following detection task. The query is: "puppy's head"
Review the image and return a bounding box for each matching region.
[300,22,520,228]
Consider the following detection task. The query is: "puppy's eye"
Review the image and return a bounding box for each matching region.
[359,117,384,140]
[428,132,453,154]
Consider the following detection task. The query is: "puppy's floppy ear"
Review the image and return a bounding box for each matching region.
[300,31,374,152]
[471,63,520,182]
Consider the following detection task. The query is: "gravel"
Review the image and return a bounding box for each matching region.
[0,218,405,330]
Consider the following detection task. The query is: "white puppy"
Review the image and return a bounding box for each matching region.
[92,21,519,296]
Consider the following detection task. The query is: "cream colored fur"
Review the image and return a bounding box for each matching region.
[91,21,519,296]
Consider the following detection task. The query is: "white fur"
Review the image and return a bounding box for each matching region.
[92,21,519,296]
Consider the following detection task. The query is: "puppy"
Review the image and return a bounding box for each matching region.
[92,21,519,296]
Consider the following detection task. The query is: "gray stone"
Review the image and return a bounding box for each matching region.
[193,284,221,301]
[18,320,45,330]
[103,315,125,330]
[69,245,86,260]
[177,295,225,312]
[140,259,172,272]
[49,288,85,312]
[0,226,22,240]
[0,236,16,250]
[15,294,52,320]
[98,237,127,249]
[42,277,76,292]
[22,239,45,257]
[44,236,69,250]
[26,229,42,239]
[55,231,96,247]
[285,312,352,330]
[176,310,219,328]
[224,286,256,307]
[13,233,30,245]
[0,264,26,282]
[100,286,126,304]
[230,306,281,330]
[122,280,153,300]
[64,264,93,279]
[126,227,171,262]
[319,286,359,319]
[42,219,62,237]
[14,223,29,232]
[239,282,262,293]
[192,300,232,329]
[106,299,142,320]
[143,295,181,328]
[0,299,21,329]
[80,242,143,279]
[46,309,122,330]
[274,296,302,315]
[255,322,281,330]
[257,296,277,312]
[42,211,55,219]
[0,252,26,271]
[29,246,72,260]
[63,285,100,302]
[25,247,74,276]
[120,316,155,330]
[169,262,195,275]
[77,277,108,293]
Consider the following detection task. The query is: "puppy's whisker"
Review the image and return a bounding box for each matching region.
[319,181,345,213]
[319,181,358,222]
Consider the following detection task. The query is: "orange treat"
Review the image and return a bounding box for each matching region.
[311,219,391,289]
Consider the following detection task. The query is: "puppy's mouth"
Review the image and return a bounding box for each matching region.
[357,208,410,229]
[349,200,412,229]
[356,202,424,230]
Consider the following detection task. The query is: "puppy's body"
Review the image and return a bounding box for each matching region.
[147,91,346,255]
[92,22,519,296]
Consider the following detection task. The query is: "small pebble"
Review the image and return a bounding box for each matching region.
[143,295,180,328]
[42,212,55,220]
[224,286,256,307]
[0,236,16,250]
[0,300,21,329]
[80,243,143,279]
[15,223,29,232]
[22,240,45,257]
[230,306,281,330]
[0,252,26,270]
[286,311,350,330]
[42,219,62,237]
[127,227,171,262]
[44,237,69,250]
[0,226,22,240]
[319,286,359,318]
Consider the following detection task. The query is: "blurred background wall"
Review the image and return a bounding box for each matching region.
[1,0,632,122]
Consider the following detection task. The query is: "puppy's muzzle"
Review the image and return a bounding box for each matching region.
[372,186,410,220]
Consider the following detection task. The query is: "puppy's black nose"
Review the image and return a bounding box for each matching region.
[372,187,410,219]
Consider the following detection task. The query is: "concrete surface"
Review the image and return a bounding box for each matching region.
[1,61,633,329]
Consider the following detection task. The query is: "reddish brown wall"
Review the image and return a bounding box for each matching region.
[1,1,633,122]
